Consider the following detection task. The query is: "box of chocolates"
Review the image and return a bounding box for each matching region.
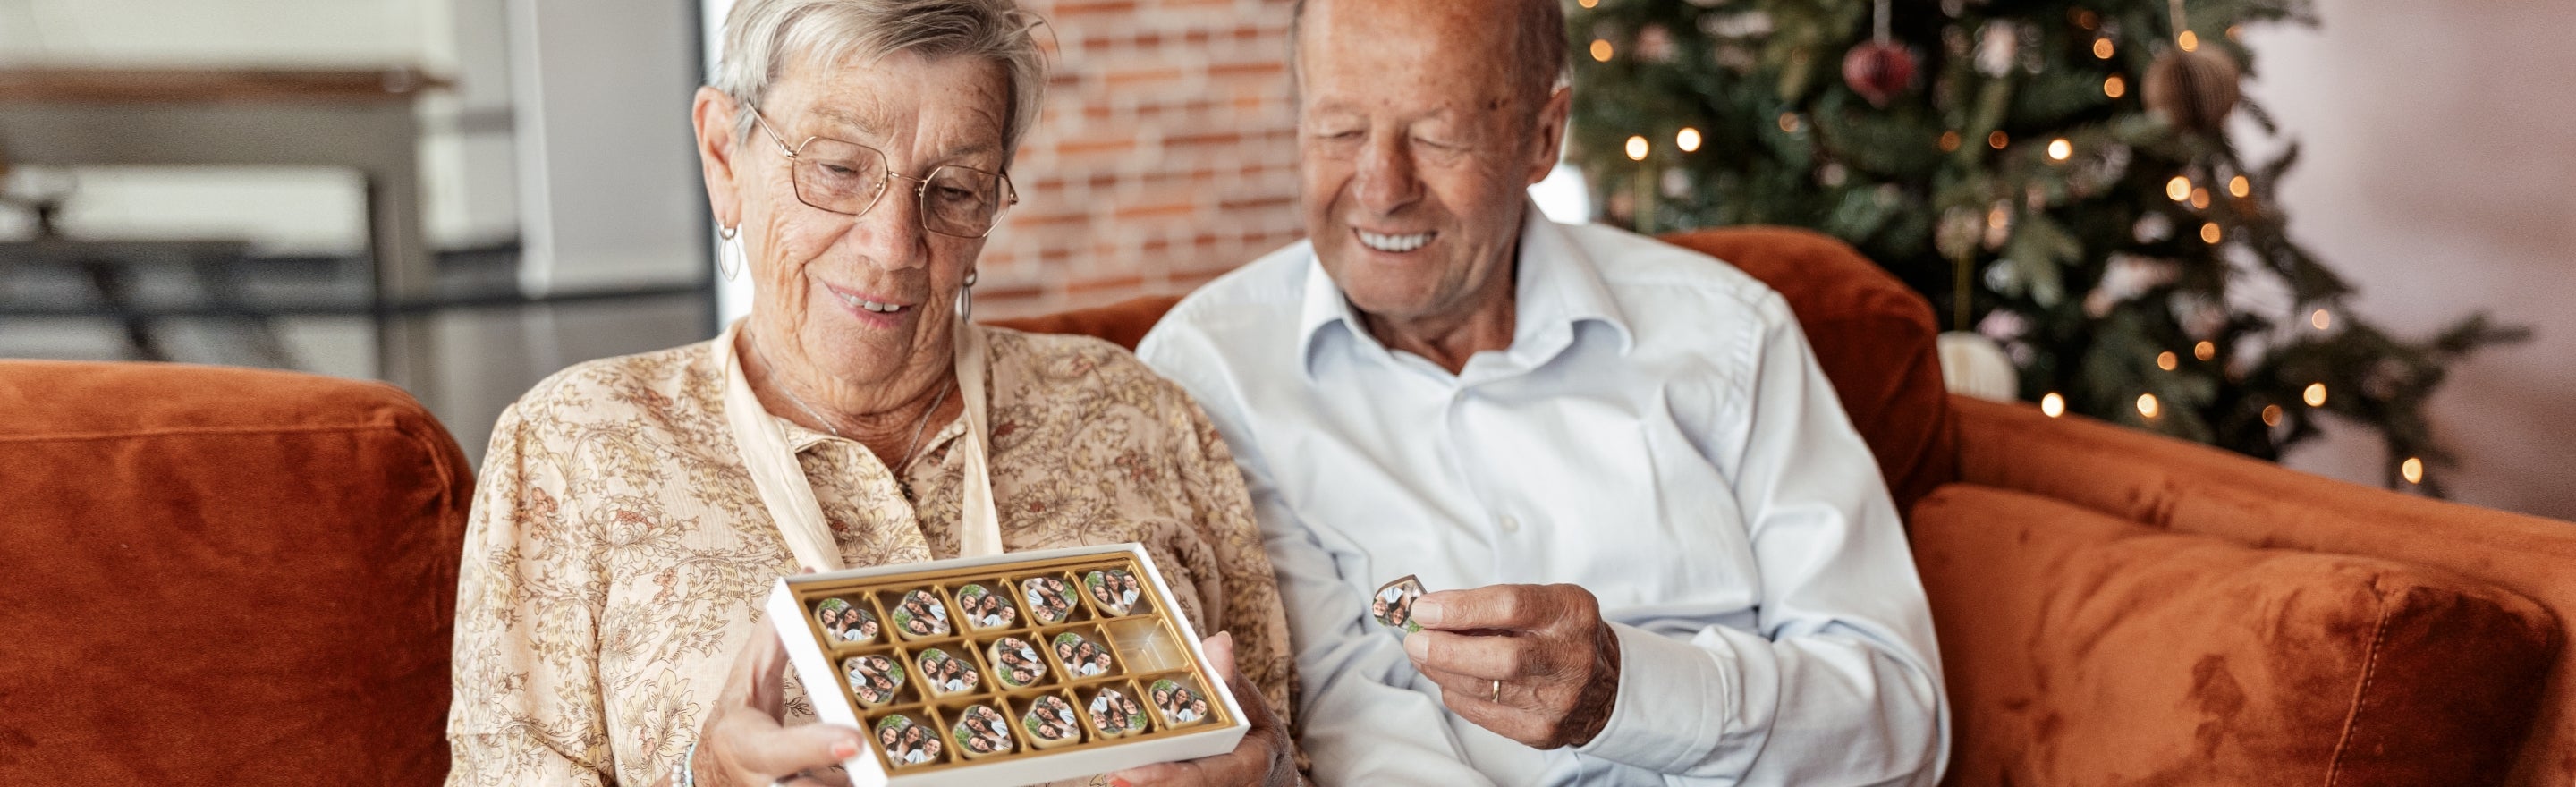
[765,543,1249,787]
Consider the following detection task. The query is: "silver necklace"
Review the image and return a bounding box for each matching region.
[749,332,955,470]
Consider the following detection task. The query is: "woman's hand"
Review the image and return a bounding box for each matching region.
[687,628,868,787]
[1102,631,1300,787]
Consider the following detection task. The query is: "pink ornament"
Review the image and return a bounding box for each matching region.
[1843,41,1917,107]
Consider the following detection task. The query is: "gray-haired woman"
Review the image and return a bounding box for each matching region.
[442,1,1297,784]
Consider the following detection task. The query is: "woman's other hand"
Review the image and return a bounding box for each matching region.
[1103,631,1300,787]
[687,628,866,787]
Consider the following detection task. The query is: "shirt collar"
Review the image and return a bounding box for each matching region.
[1297,201,1632,380]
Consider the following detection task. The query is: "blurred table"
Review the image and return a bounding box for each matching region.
[0,67,446,393]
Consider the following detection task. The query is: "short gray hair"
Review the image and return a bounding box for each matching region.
[710,0,1049,165]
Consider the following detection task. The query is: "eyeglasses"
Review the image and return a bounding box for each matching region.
[745,105,1019,238]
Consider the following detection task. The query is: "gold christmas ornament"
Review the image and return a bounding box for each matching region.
[2142,47,2241,134]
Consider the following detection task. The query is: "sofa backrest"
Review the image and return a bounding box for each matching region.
[0,360,471,784]
[990,225,1957,512]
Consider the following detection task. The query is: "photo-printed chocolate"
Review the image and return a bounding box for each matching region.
[814,597,882,644]
[951,703,1016,758]
[890,588,950,639]
[874,713,942,767]
[1372,575,1427,633]
[1081,568,1145,616]
[842,654,906,707]
[1148,678,1213,727]
[1021,694,1083,748]
[915,647,980,697]
[1050,631,1114,679]
[954,582,1019,630]
[986,636,1049,689]
[1085,687,1150,739]
[1021,575,1079,624]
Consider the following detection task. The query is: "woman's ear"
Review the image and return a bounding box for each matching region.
[693,86,746,229]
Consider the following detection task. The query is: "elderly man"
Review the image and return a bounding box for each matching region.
[1135,0,1948,783]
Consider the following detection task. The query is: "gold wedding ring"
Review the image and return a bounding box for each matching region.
[1490,679,1502,703]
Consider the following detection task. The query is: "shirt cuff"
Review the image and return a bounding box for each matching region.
[1572,622,1739,773]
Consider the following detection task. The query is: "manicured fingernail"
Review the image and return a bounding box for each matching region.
[1402,630,1429,660]
[1110,778,1133,787]
[1411,597,1444,626]
[832,740,860,759]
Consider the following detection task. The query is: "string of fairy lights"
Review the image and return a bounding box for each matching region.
[1580,0,2429,487]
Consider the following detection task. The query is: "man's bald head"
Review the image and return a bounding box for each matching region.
[1290,0,1569,111]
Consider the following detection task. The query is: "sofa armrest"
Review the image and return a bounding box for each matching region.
[0,360,472,784]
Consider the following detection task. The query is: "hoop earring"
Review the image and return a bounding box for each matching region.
[954,269,978,321]
[717,224,743,282]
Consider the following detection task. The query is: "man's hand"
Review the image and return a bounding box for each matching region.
[1105,631,1299,787]
[686,628,867,787]
[1402,584,1622,749]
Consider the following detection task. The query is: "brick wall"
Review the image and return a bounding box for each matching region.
[977,0,1306,318]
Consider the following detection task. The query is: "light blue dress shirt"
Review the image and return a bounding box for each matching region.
[1138,207,1950,787]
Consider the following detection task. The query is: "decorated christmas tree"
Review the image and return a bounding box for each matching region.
[1564,0,2525,494]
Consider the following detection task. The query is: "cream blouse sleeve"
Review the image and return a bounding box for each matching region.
[1167,388,1301,743]
[445,401,615,787]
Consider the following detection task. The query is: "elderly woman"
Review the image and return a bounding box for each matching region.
[443,1,1299,784]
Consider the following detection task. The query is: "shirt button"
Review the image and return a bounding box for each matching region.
[1498,515,1521,533]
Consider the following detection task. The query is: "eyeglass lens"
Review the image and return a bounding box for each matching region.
[787,138,1011,238]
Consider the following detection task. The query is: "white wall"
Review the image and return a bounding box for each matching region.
[2247,0,2576,519]
[509,0,709,294]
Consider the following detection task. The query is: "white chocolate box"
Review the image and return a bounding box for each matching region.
[766,543,1250,787]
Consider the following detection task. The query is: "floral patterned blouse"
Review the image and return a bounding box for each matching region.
[445,326,1294,786]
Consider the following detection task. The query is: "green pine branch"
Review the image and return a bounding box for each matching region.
[1567,0,2527,495]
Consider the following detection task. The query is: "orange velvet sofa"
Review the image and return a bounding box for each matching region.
[2,227,2568,785]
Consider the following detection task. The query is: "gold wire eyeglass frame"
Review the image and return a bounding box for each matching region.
[745,104,1020,239]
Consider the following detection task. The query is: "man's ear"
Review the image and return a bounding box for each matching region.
[693,86,745,230]
[1523,86,1573,187]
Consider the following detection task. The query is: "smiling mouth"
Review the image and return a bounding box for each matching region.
[830,289,911,314]
[1356,229,1435,253]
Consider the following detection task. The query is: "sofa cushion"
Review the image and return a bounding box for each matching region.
[1912,483,2559,787]
[0,360,471,784]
